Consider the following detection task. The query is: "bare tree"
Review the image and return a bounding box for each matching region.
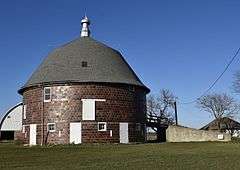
[147,89,177,142]
[147,89,177,125]
[197,93,239,131]
[147,95,157,118]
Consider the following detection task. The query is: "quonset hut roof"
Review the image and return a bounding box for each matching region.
[18,17,149,94]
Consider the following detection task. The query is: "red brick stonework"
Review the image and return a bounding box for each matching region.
[20,83,147,144]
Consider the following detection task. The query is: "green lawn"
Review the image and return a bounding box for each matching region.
[0,142,240,170]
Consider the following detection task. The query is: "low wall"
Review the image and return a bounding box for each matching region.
[166,125,231,142]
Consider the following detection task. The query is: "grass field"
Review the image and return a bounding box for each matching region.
[0,142,240,170]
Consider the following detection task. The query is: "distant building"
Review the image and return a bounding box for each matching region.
[200,117,240,137]
[0,103,23,140]
[17,16,150,145]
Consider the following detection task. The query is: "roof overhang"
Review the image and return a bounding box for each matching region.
[18,81,150,95]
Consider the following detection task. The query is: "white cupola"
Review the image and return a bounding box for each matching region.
[81,15,90,37]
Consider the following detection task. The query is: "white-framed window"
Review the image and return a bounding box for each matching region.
[22,125,26,133]
[23,104,27,119]
[98,122,107,131]
[47,123,56,132]
[44,87,51,102]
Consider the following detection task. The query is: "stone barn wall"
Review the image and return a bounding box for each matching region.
[20,83,147,144]
[166,125,231,142]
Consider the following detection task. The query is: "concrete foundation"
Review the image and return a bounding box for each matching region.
[166,125,231,142]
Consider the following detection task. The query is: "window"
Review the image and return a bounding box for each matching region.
[82,61,88,67]
[98,122,107,131]
[23,105,27,119]
[81,99,106,120]
[44,87,51,102]
[47,123,56,132]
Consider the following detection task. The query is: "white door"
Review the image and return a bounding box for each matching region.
[29,124,37,145]
[120,123,129,143]
[70,122,82,144]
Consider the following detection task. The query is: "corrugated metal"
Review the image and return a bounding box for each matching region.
[0,103,23,131]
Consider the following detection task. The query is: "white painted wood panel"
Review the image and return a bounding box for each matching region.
[81,99,95,120]
[70,122,82,144]
[29,124,37,145]
[120,123,129,143]
[81,99,106,120]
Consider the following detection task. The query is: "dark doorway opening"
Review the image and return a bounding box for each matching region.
[157,127,167,142]
[0,131,14,140]
[146,116,169,143]
[146,126,168,143]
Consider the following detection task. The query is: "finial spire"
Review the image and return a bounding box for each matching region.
[81,15,90,37]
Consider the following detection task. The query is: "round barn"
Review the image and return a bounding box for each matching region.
[18,16,150,145]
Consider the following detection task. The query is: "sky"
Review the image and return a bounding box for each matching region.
[0,0,240,128]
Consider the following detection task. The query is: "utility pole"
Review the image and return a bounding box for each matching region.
[174,101,178,126]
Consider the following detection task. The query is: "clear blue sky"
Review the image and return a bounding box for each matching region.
[0,0,240,128]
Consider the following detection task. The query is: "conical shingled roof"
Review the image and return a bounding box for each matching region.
[18,37,149,94]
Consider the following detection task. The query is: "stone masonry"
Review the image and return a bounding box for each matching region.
[20,83,147,144]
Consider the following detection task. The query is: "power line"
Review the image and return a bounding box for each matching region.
[179,47,240,105]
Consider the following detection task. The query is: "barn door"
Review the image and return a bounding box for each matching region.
[70,122,82,144]
[29,124,37,145]
[120,123,129,143]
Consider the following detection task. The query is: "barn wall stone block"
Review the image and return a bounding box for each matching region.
[20,83,147,144]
